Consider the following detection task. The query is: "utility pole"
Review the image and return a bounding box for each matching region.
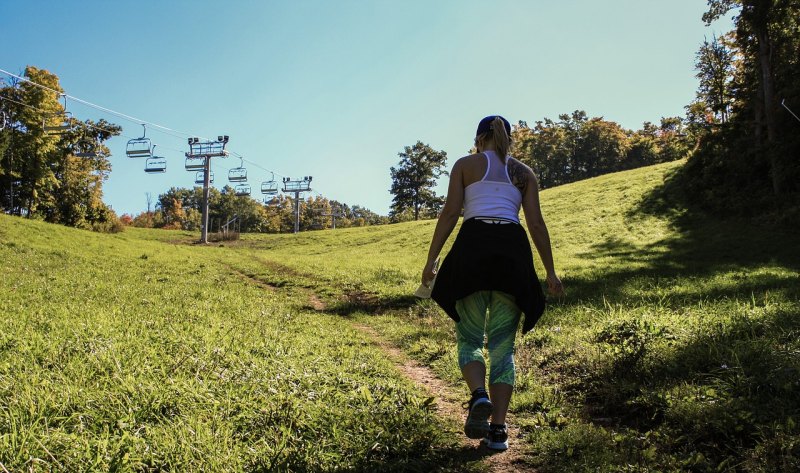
[282,176,312,234]
[185,135,229,243]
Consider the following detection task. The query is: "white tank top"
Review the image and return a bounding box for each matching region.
[463,150,522,223]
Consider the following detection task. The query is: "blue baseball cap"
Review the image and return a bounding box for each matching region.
[476,115,511,137]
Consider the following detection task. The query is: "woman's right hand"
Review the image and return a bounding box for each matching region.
[421,259,437,287]
[546,273,564,296]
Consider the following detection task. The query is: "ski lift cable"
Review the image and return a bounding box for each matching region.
[0,95,196,161]
[0,95,206,160]
[0,68,197,140]
[4,89,302,191]
[0,68,263,160]
[5,91,235,177]
[1,68,294,180]
[1,95,140,143]
[0,69,219,156]
[0,94,141,144]
[0,69,280,172]
[0,69,290,174]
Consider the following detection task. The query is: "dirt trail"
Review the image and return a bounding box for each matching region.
[227,266,278,291]
[311,295,536,472]
[227,264,536,471]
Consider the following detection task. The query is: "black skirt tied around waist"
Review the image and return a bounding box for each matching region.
[431,217,546,334]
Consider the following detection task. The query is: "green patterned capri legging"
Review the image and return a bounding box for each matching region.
[455,290,522,386]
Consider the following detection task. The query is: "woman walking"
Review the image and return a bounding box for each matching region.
[422,115,563,450]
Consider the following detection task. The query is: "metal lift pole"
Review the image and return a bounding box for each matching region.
[282,176,312,234]
[293,191,301,234]
[186,135,229,244]
[201,156,211,243]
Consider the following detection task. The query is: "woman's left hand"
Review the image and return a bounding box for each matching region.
[547,273,565,296]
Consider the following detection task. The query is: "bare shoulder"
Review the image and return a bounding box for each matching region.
[461,152,485,164]
[507,157,535,193]
[457,153,488,184]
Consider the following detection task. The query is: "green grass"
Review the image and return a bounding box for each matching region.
[2,160,799,471]
[204,161,800,471]
[0,218,472,471]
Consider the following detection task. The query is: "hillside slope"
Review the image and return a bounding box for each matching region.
[2,160,798,471]
[0,215,472,471]
[221,160,800,471]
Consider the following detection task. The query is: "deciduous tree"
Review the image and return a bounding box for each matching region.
[0,67,121,229]
[389,141,447,221]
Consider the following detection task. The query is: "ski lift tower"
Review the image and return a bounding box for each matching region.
[321,208,345,229]
[185,135,229,243]
[282,176,313,233]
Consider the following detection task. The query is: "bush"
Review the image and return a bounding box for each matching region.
[90,205,125,233]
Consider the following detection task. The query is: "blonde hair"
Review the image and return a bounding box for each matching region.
[491,116,511,163]
[476,116,512,163]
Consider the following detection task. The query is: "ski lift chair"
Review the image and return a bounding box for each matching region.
[228,157,248,182]
[261,173,279,195]
[126,124,152,158]
[144,145,167,174]
[42,95,73,135]
[145,157,167,173]
[43,112,74,135]
[73,138,98,158]
[195,170,214,184]
[144,145,166,173]
[185,157,205,171]
[234,183,251,196]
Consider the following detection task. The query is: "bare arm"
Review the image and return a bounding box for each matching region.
[517,161,564,295]
[422,159,464,285]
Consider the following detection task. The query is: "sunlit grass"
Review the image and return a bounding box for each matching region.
[0,216,470,471]
[206,160,800,471]
[2,160,798,471]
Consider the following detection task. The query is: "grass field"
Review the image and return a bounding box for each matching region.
[2,160,799,471]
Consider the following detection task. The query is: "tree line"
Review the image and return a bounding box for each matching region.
[130,186,388,233]
[388,116,692,221]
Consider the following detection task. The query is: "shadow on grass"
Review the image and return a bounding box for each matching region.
[578,301,800,466]
[324,292,420,317]
[559,166,800,307]
[550,166,800,467]
[357,444,499,473]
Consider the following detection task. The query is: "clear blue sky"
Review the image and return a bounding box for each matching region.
[1,1,733,216]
